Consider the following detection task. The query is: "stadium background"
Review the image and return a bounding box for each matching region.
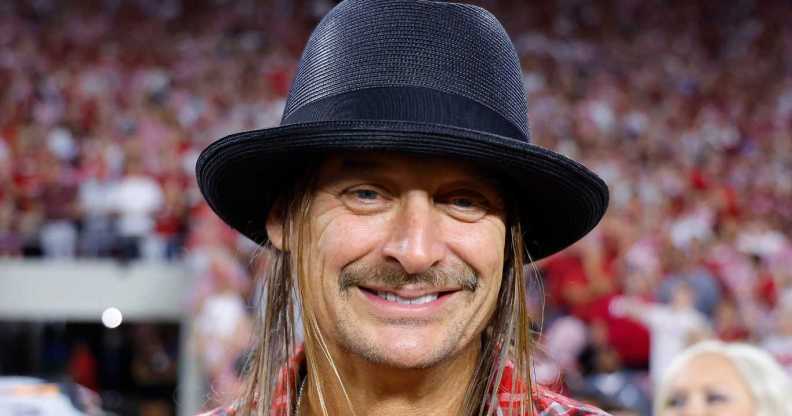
[0,0,790,415]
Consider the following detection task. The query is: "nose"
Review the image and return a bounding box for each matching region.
[381,191,447,274]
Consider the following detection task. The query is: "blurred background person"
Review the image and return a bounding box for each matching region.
[654,340,792,416]
[191,249,251,410]
[111,157,164,262]
[612,280,712,385]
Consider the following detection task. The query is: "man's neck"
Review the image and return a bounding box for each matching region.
[300,342,480,416]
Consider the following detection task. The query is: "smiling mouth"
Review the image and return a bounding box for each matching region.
[358,287,457,305]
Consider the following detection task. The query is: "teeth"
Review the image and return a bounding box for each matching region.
[376,291,438,305]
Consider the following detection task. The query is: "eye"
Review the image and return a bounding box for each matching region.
[448,196,478,209]
[437,191,490,221]
[706,392,729,404]
[666,393,686,408]
[340,186,391,213]
[352,189,380,201]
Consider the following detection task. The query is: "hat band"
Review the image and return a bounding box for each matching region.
[281,86,526,141]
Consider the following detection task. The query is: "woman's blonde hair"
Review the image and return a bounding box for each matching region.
[654,340,792,416]
[234,167,539,415]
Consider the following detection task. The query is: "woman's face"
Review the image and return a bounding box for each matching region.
[660,353,755,416]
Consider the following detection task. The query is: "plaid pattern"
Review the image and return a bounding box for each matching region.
[198,348,609,416]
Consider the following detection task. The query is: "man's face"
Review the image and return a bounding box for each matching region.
[290,152,507,369]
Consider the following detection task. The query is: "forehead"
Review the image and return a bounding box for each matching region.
[671,353,744,388]
[316,152,503,190]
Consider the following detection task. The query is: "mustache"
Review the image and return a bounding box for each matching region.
[339,261,479,293]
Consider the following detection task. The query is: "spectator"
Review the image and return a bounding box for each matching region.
[658,242,721,318]
[192,249,251,409]
[111,157,163,261]
[654,341,792,416]
[38,151,79,258]
[713,298,750,342]
[77,139,119,257]
[611,281,711,384]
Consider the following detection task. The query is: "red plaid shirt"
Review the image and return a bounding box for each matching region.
[199,348,609,416]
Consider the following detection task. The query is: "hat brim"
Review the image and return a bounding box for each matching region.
[196,120,608,261]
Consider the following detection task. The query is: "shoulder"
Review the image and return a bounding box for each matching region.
[532,385,612,416]
[497,361,610,416]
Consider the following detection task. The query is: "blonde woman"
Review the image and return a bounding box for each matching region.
[654,340,792,416]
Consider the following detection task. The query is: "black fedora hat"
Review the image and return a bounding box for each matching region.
[196,0,608,261]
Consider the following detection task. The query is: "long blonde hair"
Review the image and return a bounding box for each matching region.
[236,169,539,416]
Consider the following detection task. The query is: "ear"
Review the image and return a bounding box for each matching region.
[265,203,287,251]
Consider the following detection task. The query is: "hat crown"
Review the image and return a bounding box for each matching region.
[282,0,530,141]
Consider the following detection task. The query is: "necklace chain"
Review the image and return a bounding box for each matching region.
[295,377,307,416]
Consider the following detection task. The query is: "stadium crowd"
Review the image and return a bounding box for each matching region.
[1,0,790,414]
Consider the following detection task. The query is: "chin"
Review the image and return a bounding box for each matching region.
[338,322,467,370]
[356,342,453,370]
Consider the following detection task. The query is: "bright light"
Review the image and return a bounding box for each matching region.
[101,307,123,328]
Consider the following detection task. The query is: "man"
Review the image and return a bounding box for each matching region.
[196,1,609,415]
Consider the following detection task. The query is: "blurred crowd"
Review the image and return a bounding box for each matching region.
[1,0,790,414]
[501,0,792,412]
[0,0,311,261]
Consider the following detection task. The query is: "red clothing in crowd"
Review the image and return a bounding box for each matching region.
[543,253,650,367]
